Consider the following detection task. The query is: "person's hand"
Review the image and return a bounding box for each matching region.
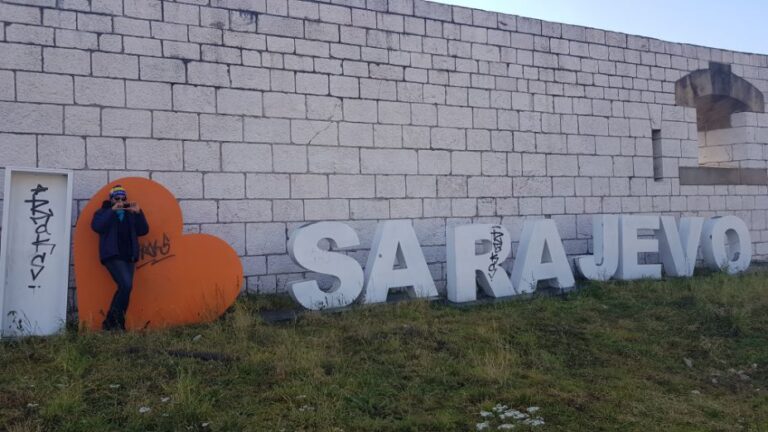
[111,201,124,211]
[129,202,141,213]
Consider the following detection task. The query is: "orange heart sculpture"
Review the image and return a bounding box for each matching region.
[74,177,243,331]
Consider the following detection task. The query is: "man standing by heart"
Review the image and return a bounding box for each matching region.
[91,185,150,331]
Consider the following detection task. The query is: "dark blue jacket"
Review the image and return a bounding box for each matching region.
[91,200,150,263]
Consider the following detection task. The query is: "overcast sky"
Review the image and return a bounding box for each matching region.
[433,0,768,55]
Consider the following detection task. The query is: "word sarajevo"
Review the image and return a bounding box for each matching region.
[286,215,751,310]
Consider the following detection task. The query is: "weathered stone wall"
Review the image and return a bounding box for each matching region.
[698,112,768,169]
[1,0,768,299]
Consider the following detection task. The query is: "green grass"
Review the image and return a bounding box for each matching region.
[2,271,768,431]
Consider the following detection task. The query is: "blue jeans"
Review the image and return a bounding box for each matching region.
[102,259,135,330]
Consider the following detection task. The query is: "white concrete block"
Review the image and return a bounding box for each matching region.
[201,223,245,255]
[296,72,329,95]
[188,61,230,87]
[343,99,377,123]
[273,144,307,173]
[330,174,375,198]
[339,122,373,147]
[292,120,338,145]
[86,137,125,169]
[179,200,218,224]
[219,199,272,222]
[451,151,481,175]
[200,114,242,141]
[0,133,36,166]
[247,222,287,255]
[124,0,162,20]
[92,52,139,79]
[139,56,186,83]
[468,176,512,197]
[103,108,152,137]
[361,149,418,174]
[431,128,466,150]
[308,146,360,173]
[247,174,290,199]
[291,174,327,198]
[0,101,62,134]
[152,171,203,199]
[38,135,85,169]
[126,138,183,170]
[376,175,406,198]
[222,143,272,172]
[153,111,199,140]
[264,92,306,118]
[184,141,220,171]
[75,76,125,106]
[245,118,291,143]
[304,199,349,220]
[16,72,73,104]
[127,81,172,110]
[230,66,271,90]
[217,88,262,116]
[204,172,245,198]
[43,47,89,74]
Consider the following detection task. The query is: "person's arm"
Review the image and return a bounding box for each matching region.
[91,203,116,234]
[134,207,150,237]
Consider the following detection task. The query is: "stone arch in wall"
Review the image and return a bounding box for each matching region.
[675,62,765,169]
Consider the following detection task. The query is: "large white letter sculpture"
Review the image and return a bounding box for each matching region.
[284,214,754,310]
[447,224,514,303]
[576,215,619,281]
[616,215,662,280]
[362,220,438,304]
[658,216,704,277]
[701,215,752,274]
[287,222,364,310]
[510,219,575,293]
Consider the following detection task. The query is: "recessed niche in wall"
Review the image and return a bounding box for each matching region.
[675,62,766,184]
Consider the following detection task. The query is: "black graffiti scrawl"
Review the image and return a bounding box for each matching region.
[488,225,504,280]
[137,233,175,269]
[24,184,56,290]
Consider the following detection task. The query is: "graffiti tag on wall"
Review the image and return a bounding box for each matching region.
[488,225,504,280]
[24,184,56,290]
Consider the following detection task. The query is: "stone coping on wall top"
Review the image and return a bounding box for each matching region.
[679,166,768,185]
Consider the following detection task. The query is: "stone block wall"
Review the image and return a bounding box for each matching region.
[1,0,768,301]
